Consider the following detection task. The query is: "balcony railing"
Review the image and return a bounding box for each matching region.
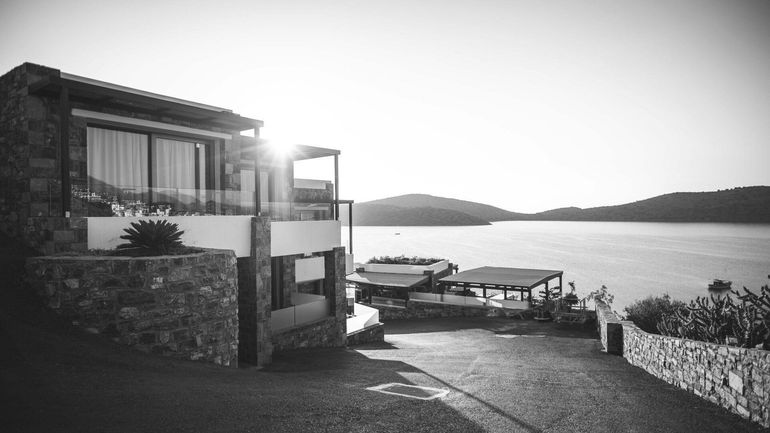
[409,292,530,310]
[271,294,331,332]
[71,183,256,217]
[71,182,336,221]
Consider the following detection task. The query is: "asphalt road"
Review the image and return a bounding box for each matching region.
[0,313,764,433]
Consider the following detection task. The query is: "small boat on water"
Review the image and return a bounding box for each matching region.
[708,279,732,290]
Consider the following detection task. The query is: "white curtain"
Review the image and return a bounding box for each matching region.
[153,138,197,206]
[87,127,148,194]
[153,138,196,189]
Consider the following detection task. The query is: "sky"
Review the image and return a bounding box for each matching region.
[2,0,769,213]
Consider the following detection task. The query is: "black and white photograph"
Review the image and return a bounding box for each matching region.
[1,0,769,432]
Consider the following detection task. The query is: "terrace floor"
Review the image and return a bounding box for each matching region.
[0,311,763,432]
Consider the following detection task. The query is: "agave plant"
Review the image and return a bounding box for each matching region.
[117,219,185,256]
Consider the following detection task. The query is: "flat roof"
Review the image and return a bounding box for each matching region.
[346,272,429,288]
[439,267,563,289]
[29,72,261,131]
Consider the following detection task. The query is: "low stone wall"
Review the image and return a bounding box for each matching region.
[594,300,623,354]
[271,316,346,353]
[594,299,770,427]
[374,300,519,321]
[26,249,239,367]
[347,323,385,346]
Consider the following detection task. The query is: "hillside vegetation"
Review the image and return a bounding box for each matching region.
[344,203,490,226]
[347,187,770,225]
[534,187,770,222]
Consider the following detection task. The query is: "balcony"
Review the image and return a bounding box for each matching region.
[71,183,257,218]
[271,293,331,332]
[270,220,342,257]
[87,214,254,256]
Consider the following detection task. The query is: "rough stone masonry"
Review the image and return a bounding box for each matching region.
[26,249,239,367]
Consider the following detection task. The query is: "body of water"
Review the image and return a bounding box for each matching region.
[342,221,770,312]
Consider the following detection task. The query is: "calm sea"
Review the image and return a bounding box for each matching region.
[342,221,770,312]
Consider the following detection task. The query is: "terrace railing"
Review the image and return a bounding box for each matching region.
[271,296,331,332]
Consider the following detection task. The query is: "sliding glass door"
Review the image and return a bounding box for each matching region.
[86,126,209,216]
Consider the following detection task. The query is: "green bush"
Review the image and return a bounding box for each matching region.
[624,294,686,334]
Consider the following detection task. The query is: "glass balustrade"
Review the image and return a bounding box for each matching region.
[70,183,336,220]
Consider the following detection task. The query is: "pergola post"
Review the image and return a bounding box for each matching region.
[333,154,339,220]
[348,202,353,254]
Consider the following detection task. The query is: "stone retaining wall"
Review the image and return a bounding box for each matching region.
[595,300,770,427]
[271,316,343,353]
[347,323,385,346]
[594,300,623,354]
[375,300,518,321]
[26,249,239,367]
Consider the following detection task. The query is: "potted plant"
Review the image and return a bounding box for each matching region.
[563,281,580,308]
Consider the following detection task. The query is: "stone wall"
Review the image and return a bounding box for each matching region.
[595,299,770,427]
[237,216,272,366]
[346,323,385,346]
[0,63,68,250]
[26,249,239,367]
[595,300,623,355]
[375,300,518,321]
[271,316,342,353]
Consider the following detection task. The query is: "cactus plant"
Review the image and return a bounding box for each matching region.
[657,285,770,350]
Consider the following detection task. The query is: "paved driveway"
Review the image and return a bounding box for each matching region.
[350,318,762,432]
[1,314,763,432]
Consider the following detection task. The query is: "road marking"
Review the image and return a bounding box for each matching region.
[366,383,449,400]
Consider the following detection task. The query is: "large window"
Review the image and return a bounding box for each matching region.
[87,127,149,196]
[84,126,209,216]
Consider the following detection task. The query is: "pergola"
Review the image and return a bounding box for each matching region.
[438,267,563,303]
[346,271,430,303]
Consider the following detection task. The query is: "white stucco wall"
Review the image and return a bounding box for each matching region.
[87,216,253,257]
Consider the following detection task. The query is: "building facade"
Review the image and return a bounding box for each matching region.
[0,62,350,366]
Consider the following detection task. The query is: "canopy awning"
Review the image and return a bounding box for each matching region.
[439,267,563,289]
[346,272,429,288]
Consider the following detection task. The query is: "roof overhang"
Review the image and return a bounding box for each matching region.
[291,144,341,161]
[29,73,261,132]
[439,267,563,290]
[347,272,429,288]
[255,143,341,163]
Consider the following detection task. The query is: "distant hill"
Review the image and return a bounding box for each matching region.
[532,187,770,222]
[364,194,528,221]
[345,187,770,225]
[344,203,490,226]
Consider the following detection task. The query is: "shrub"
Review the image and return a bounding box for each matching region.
[624,294,686,334]
[116,219,186,256]
[366,255,444,265]
[657,286,769,350]
[581,283,614,306]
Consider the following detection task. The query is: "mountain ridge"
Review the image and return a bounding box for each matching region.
[346,187,770,225]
